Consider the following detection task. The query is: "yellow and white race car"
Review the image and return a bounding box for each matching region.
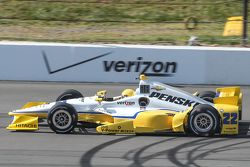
[7,75,242,136]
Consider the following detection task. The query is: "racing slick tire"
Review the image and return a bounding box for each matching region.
[47,102,78,134]
[187,104,221,137]
[56,89,83,101]
[198,91,216,103]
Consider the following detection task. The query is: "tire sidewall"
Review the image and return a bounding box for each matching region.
[48,103,78,134]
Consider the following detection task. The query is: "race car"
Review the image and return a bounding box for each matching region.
[7,75,242,136]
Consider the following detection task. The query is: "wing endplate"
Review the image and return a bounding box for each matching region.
[6,115,38,131]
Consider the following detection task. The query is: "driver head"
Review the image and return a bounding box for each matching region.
[122,89,135,97]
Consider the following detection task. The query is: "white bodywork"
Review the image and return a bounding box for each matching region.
[12,79,212,118]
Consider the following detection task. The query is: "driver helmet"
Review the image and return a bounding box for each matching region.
[122,89,135,97]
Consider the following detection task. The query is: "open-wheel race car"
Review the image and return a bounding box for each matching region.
[7,75,242,136]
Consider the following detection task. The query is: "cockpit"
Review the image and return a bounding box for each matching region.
[95,89,135,102]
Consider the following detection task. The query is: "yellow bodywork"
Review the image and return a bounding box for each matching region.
[78,113,114,124]
[134,110,174,132]
[7,115,38,131]
[172,109,191,132]
[7,102,46,131]
[96,90,107,98]
[96,120,135,134]
[213,86,242,135]
[215,104,239,135]
[21,102,48,109]
[96,110,189,134]
[215,86,242,111]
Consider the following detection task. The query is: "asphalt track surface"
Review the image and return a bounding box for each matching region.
[1,82,250,167]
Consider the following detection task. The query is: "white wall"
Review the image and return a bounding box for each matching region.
[0,41,249,85]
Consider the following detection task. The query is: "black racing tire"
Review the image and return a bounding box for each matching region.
[47,102,78,134]
[187,104,221,137]
[198,91,216,103]
[56,89,83,101]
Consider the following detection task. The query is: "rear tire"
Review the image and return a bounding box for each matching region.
[47,103,78,134]
[56,89,83,101]
[198,91,216,103]
[187,104,221,136]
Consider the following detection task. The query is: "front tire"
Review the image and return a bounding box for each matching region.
[187,104,220,137]
[47,103,78,134]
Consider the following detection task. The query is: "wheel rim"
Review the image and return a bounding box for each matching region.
[52,109,72,129]
[193,113,213,133]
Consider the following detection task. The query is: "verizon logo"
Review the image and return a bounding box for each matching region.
[117,101,135,105]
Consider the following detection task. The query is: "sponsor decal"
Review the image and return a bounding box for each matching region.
[223,113,238,124]
[103,57,177,77]
[149,92,200,107]
[117,101,135,105]
[101,125,108,131]
[100,125,134,133]
[224,127,237,130]
[15,124,37,128]
[43,51,177,78]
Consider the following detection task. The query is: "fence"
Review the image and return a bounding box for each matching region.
[1,41,250,85]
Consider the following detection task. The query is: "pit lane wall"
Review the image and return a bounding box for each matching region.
[0,41,249,85]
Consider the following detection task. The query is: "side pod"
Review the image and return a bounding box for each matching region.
[96,110,176,134]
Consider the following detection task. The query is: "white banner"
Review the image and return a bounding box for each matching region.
[0,42,250,85]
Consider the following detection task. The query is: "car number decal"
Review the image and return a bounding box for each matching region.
[223,113,238,124]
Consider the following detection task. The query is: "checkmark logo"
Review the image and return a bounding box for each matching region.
[42,51,113,74]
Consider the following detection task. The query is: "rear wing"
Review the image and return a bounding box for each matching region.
[214,86,242,119]
[215,87,242,105]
